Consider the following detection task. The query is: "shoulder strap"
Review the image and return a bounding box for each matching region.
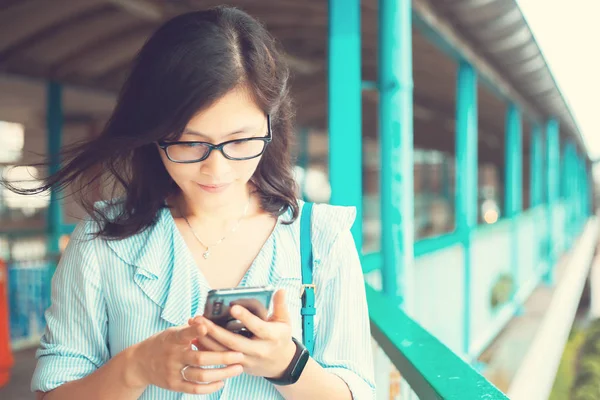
[300,202,315,355]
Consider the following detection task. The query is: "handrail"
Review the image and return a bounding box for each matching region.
[365,284,509,399]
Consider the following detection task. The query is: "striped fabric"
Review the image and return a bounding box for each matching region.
[31,200,376,399]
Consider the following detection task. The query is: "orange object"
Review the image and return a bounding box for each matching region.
[0,258,14,387]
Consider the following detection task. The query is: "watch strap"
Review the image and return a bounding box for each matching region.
[265,337,310,386]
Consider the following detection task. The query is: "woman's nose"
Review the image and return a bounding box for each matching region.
[199,149,231,178]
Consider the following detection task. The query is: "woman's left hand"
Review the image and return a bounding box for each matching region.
[196,289,297,379]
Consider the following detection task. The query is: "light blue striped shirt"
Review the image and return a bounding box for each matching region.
[31,200,376,399]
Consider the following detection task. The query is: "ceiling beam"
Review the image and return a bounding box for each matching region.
[106,0,165,21]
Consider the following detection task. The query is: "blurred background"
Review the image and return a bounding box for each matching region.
[1,0,599,399]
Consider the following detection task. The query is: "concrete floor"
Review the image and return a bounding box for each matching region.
[0,347,37,400]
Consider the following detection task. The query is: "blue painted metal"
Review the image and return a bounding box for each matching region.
[455,61,478,356]
[530,124,543,207]
[414,231,464,258]
[505,103,523,218]
[328,0,362,250]
[361,81,378,91]
[361,252,382,274]
[584,161,591,217]
[505,103,522,302]
[578,155,585,224]
[567,144,576,238]
[379,0,414,308]
[46,81,63,257]
[544,119,560,284]
[530,124,543,281]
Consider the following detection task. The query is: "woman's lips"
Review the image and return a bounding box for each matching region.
[196,182,231,193]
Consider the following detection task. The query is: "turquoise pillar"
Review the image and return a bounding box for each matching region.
[577,154,584,226]
[328,0,362,249]
[505,104,523,217]
[379,0,414,307]
[562,143,574,240]
[455,61,477,356]
[530,123,543,280]
[544,119,559,283]
[585,162,591,217]
[530,124,543,208]
[572,146,579,235]
[505,103,522,301]
[47,81,63,257]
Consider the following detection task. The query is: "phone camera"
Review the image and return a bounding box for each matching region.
[212,300,223,316]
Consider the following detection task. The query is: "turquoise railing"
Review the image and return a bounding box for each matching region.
[366,284,508,399]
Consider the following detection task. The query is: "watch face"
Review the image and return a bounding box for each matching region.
[290,348,310,381]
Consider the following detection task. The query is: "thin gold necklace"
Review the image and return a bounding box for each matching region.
[178,197,250,260]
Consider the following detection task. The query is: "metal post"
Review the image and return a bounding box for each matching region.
[530,124,543,208]
[47,81,63,258]
[328,0,362,249]
[530,123,543,277]
[577,154,584,226]
[505,103,522,301]
[573,148,580,232]
[544,119,559,284]
[455,61,477,356]
[563,143,573,241]
[505,103,523,217]
[379,0,414,310]
[585,162,592,217]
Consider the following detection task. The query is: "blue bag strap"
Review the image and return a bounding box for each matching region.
[300,202,315,355]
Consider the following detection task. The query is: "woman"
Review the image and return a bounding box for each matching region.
[5,6,375,400]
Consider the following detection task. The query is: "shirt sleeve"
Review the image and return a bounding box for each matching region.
[31,221,110,393]
[313,229,377,400]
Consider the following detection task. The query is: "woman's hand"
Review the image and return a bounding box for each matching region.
[126,319,245,395]
[196,289,297,379]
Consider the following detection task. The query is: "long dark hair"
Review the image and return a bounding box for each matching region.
[2,6,299,239]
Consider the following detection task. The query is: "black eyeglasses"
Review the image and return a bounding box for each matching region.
[158,115,272,163]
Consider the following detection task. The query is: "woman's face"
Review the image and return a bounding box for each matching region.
[159,86,268,209]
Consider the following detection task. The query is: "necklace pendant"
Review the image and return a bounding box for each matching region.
[202,249,210,259]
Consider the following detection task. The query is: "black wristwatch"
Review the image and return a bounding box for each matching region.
[265,337,310,386]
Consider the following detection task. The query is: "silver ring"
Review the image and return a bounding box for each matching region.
[181,365,192,382]
[180,365,210,385]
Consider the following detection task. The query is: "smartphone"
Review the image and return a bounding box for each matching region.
[203,285,274,337]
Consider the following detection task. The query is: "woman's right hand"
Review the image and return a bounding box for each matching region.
[126,319,245,395]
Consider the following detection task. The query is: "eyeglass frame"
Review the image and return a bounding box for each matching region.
[158,114,272,164]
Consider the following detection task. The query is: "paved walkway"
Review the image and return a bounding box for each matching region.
[0,347,37,400]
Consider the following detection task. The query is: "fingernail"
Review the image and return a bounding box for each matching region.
[231,306,240,315]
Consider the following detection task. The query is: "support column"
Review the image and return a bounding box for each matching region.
[585,161,591,217]
[328,0,362,249]
[379,0,414,309]
[573,147,580,232]
[47,81,63,258]
[530,124,543,208]
[530,124,543,276]
[545,119,559,283]
[577,153,584,226]
[455,61,477,356]
[563,142,574,241]
[505,104,523,217]
[505,103,522,301]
